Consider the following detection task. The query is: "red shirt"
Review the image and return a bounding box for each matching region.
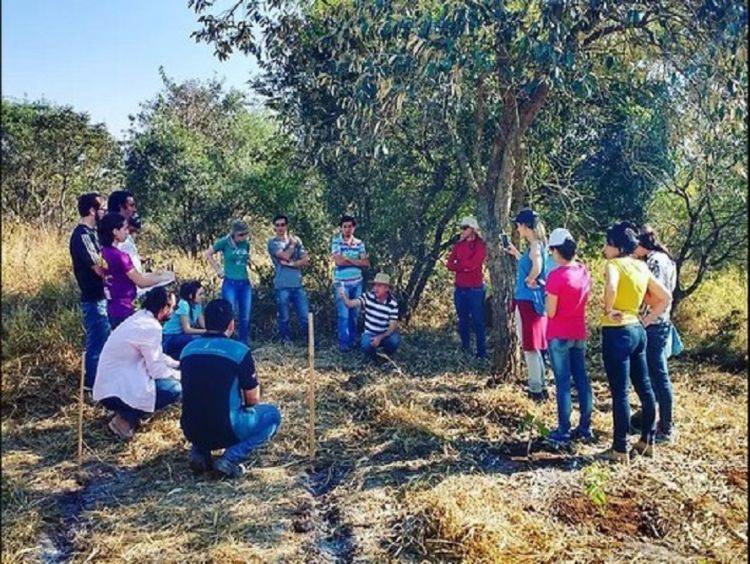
[446,237,486,288]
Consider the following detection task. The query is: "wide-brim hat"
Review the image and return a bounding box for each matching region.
[459,216,480,231]
[372,273,391,286]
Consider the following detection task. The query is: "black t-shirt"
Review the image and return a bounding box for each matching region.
[180,335,259,450]
[69,223,105,302]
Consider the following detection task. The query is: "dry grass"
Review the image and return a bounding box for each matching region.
[2,224,748,563]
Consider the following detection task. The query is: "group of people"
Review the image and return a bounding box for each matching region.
[447,210,678,462]
[70,188,679,476]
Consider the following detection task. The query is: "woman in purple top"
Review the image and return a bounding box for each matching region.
[98,213,174,328]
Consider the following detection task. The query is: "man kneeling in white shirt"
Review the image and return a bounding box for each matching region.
[93,287,182,440]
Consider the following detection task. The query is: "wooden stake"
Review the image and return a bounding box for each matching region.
[77,351,85,467]
[307,312,316,463]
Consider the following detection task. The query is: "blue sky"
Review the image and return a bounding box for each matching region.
[2,0,261,138]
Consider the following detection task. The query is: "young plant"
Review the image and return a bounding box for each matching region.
[582,462,611,512]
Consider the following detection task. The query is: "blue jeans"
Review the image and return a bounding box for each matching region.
[275,287,310,342]
[99,378,182,428]
[334,282,362,351]
[221,278,252,344]
[646,323,673,434]
[162,333,201,360]
[81,300,111,388]
[454,286,487,358]
[548,339,592,435]
[214,404,282,464]
[602,324,656,452]
[360,331,401,359]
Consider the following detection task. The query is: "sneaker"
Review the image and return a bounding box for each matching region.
[596,448,629,464]
[527,389,549,403]
[655,429,676,444]
[570,427,597,444]
[630,440,655,458]
[214,456,247,479]
[107,415,134,440]
[545,428,572,444]
[189,450,214,476]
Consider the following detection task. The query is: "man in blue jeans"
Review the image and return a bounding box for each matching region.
[180,299,282,478]
[69,192,111,390]
[267,214,311,345]
[93,288,182,439]
[332,215,370,352]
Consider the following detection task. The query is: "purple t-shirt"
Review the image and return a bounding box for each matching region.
[545,262,591,341]
[101,246,137,318]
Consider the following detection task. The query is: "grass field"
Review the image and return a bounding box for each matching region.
[2,224,747,562]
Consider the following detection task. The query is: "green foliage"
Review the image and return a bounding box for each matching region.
[1,98,123,228]
[582,462,611,511]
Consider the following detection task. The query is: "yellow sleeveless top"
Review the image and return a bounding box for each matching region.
[600,257,650,327]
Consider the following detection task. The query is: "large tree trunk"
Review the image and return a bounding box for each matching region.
[478,133,522,382]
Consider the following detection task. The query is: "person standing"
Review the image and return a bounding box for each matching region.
[338,272,401,360]
[206,220,253,345]
[597,222,671,463]
[69,192,111,390]
[543,228,594,444]
[98,213,174,329]
[632,225,678,443]
[446,216,487,359]
[331,215,369,352]
[502,208,549,399]
[108,189,142,268]
[267,214,311,345]
[180,299,282,478]
[93,288,182,440]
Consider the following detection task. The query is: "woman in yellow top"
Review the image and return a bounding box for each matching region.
[599,222,671,463]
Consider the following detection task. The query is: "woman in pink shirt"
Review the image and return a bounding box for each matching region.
[544,228,593,444]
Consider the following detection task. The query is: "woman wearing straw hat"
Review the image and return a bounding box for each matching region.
[205,219,253,344]
[338,272,401,360]
[446,216,487,359]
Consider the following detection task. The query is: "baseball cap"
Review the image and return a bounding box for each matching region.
[549,227,574,247]
[514,208,539,228]
[231,219,249,234]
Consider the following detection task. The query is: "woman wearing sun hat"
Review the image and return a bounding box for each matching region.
[446,216,487,359]
[205,219,252,344]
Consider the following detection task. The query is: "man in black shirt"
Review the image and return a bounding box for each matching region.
[180,299,282,478]
[69,193,110,389]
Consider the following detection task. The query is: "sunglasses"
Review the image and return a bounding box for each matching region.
[460,225,471,230]
[235,232,248,237]
[274,222,287,227]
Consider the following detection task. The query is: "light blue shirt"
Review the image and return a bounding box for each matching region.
[163,300,203,335]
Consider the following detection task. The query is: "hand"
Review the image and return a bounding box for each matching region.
[640,313,656,327]
[525,278,539,289]
[337,287,346,299]
[504,242,521,259]
[371,335,382,348]
[606,309,624,322]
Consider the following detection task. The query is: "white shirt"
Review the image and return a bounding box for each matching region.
[118,235,147,298]
[93,309,180,413]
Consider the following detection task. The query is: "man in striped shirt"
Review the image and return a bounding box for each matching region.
[332,215,370,352]
[338,273,400,360]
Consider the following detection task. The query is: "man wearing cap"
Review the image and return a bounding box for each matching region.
[338,273,401,360]
[446,216,487,358]
[206,219,253,344]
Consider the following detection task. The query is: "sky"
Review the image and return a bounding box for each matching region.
[2,0,261,139]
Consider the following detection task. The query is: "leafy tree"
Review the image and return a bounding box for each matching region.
[1,99,122,229]
[191,0,747,377]
[125,69,289,256]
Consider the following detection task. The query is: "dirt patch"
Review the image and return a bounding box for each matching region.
[723,467,748,490]
[555,492,670,539]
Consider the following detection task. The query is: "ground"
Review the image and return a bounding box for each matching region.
[1,328,747,563]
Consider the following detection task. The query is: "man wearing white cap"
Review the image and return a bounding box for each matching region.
[446,216,487,358]
[338,272,401,359]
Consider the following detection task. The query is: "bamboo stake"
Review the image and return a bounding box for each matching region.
[77,351,85,467]
[307,312,316,463]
